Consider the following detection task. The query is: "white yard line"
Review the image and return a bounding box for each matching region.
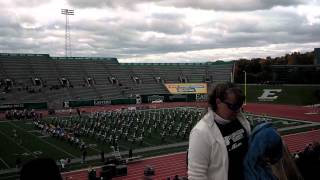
[0,130,37,158]
[38,135,50,138]
[27,130,41,133]
[142,141,153,146]
[0,158,10,168]
[88,146,100,153]
[8,122,77,158]
[0,120,22,123]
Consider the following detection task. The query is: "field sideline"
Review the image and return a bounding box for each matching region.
[1,108,319,170]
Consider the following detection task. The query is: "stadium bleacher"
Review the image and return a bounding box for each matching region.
[0,53,233,109]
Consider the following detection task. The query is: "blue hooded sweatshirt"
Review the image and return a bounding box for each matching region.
[243,122,283,180]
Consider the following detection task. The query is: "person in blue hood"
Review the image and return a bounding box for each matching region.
[243,122,283,180]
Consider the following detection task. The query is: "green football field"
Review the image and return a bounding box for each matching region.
[0,107,319,170]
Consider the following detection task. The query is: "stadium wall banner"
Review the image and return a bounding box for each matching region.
[196,94,208,102]
[94,99,111,106]
[257,89,282,102]
[141,94,196,103]
[24,102,48,109]
[146,95,165,103]
[0,102,48,111]
[68,100,93,107]
[169,94,188,101]
[242,85,319,105]
[64,98,136,107]
[164,83,208,94]
[0,103,24,110]
[111,98,136,105]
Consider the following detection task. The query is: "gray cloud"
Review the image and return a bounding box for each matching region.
[67,0,305,11]
[0,0,319,63]
[12,0,52,7]
[67,0,108,8]
[161,0,305,11]
[66,0,147,9]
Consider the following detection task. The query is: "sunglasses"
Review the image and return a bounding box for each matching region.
[222,101,243,112]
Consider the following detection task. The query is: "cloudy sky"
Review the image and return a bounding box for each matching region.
[0,0,319,63]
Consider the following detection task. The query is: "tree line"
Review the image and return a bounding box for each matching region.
[233,51,319,84]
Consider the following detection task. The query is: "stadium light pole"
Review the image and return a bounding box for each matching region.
[61,9,74,57]
[243,70,247,105]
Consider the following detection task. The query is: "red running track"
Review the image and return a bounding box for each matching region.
[243,103,320,122]
[62,130,320,180]
[282,129,320,153]
[62,152,187,180]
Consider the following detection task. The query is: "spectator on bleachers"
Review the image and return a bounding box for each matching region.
[188,83,249,180]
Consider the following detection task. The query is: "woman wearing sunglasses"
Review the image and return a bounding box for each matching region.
[188,83,251,180]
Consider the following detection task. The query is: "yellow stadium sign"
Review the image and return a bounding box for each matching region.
[165,83,208,94]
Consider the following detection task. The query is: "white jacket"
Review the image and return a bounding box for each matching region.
[188,109,251,180]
